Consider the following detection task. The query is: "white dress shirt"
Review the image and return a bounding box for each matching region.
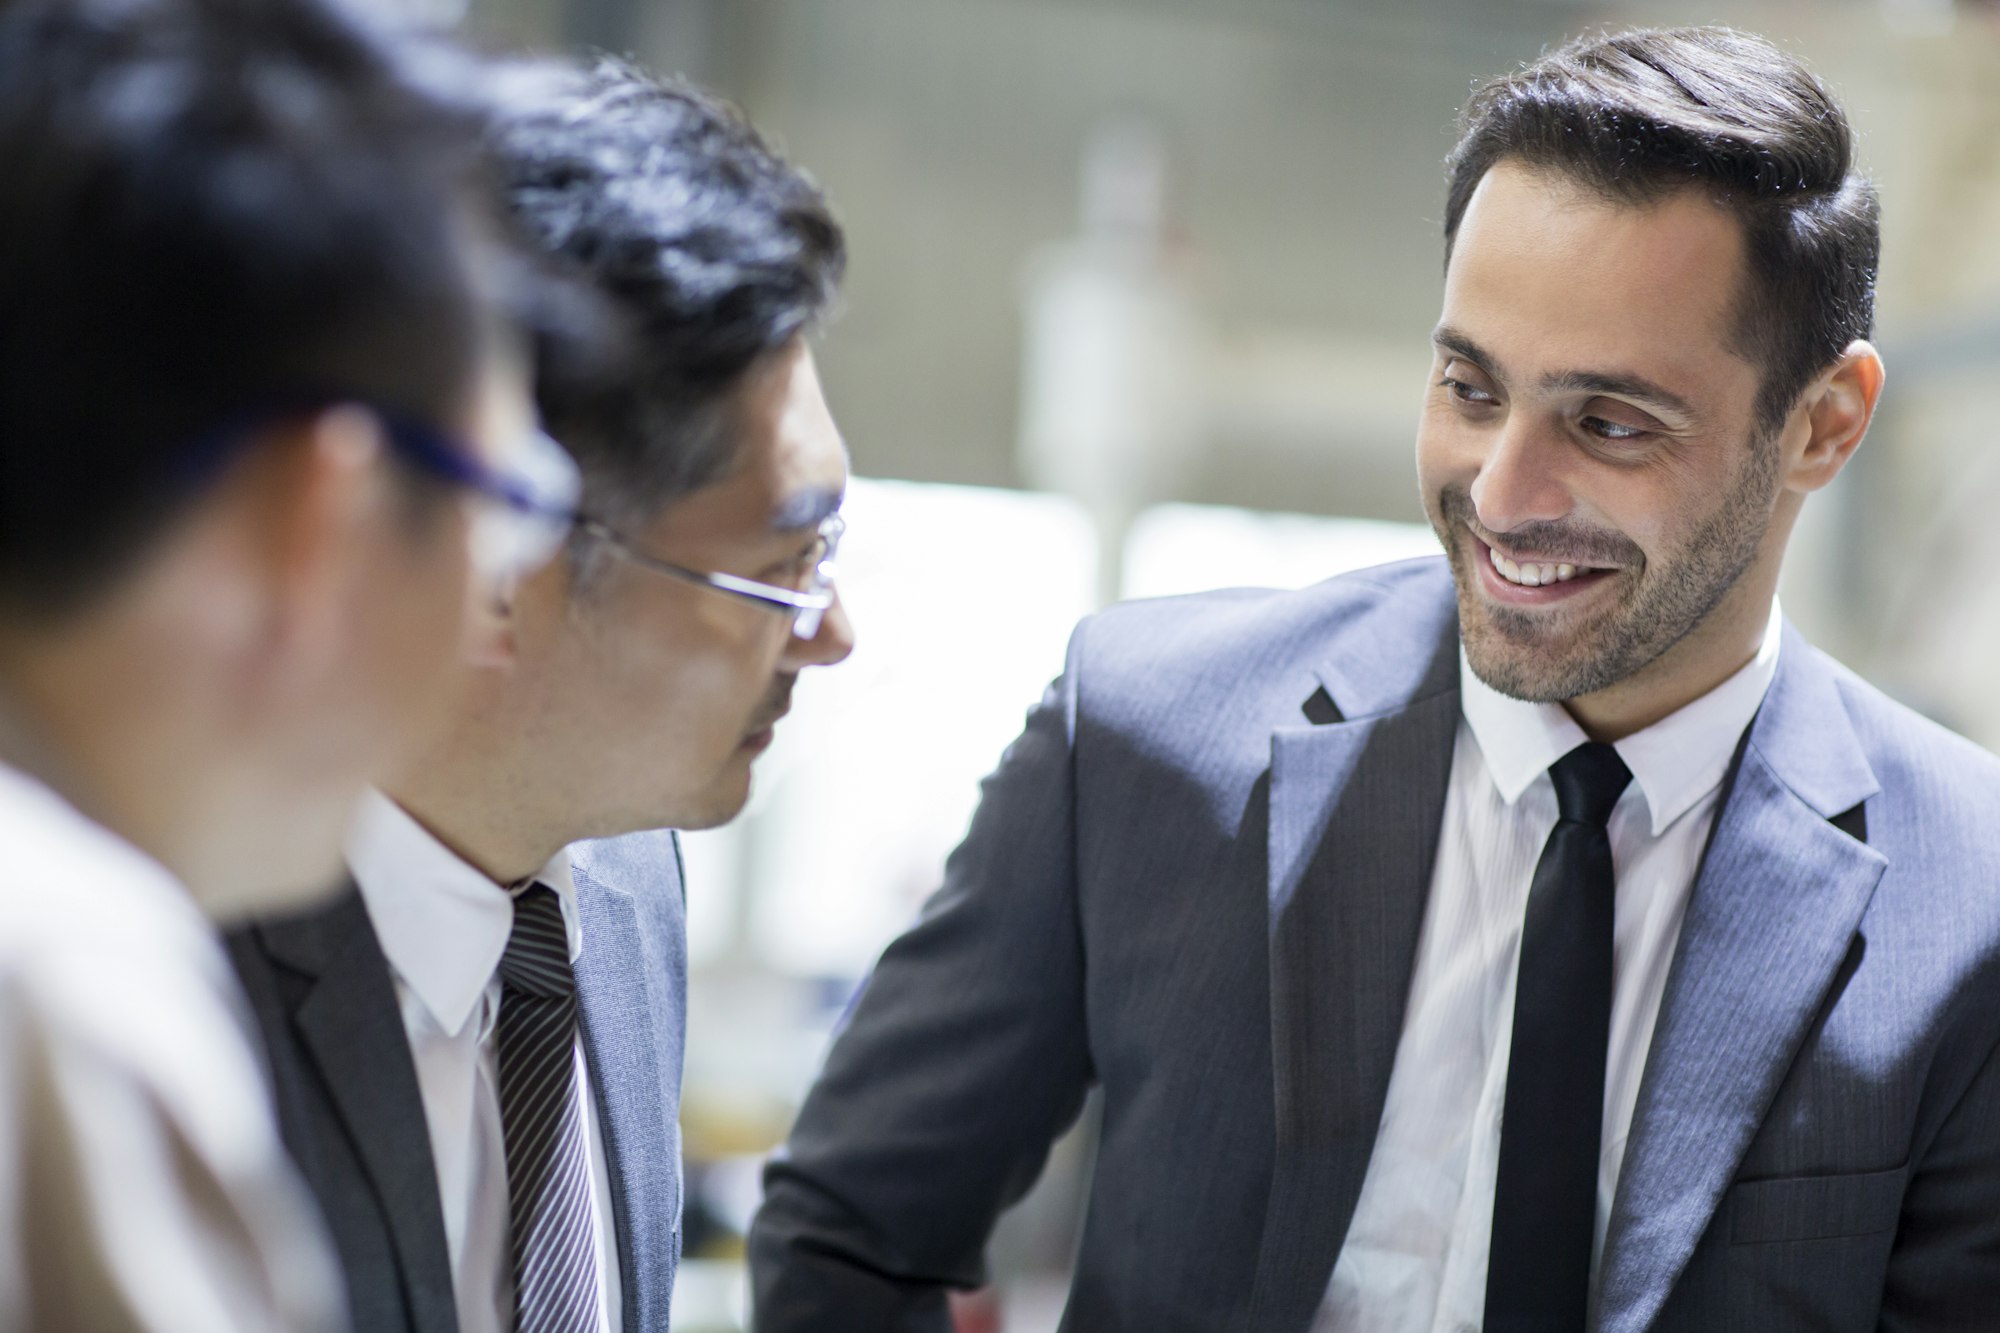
[1315,602,1783,1333]
[0,759,345,1333]
[347,792,622,1333]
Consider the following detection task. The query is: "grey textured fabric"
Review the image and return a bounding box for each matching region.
[227,829,688,1333]
[499,885,602,1333]
[749,556,2000,1333]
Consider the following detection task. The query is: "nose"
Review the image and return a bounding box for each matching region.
[1467,415,1574,537]
[784,588,855,670]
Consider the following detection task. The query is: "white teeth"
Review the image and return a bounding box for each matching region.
[1489,546,1588,588]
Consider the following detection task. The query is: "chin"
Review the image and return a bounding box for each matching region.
[667,771,755,833]
[1462,603,1651,704]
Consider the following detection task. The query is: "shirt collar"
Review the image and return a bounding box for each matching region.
[345,791,582,1038]
[1459,598,1784,837]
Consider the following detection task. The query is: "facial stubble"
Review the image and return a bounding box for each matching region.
[1436,433,1782,704]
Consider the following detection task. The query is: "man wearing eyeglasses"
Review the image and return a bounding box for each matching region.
[228,56,852,1333]
[0,0,591,1328]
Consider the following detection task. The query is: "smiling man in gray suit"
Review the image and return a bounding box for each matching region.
[229,58,853,1333]
[751,27,2000,1333]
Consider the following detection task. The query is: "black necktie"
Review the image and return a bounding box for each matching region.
[497,884,601,1333]
[1485,741,1632,1333]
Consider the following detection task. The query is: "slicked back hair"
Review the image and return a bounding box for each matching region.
[1444,26,1879,435]
[0,0,506,621]
[486,57,846,533]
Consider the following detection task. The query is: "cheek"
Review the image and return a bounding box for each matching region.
[1413,419,1448,505]
[1415,401,1487,486]
[610,603,786,741]
[389,521,474,680]
[1613,449,1743,558]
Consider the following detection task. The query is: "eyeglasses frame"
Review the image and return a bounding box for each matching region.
[575,511,843,640]
[183,399,845,640]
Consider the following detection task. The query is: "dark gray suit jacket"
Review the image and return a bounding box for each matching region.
[228,830,688,1333]
[749,557,2000,1332]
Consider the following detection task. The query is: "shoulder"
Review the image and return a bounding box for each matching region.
[0,886,288,1181]
[0,783,234,1033]
[0,963,343,1333]
[0,772,196,964]
[1771,637,2000,912]
[1071,555,1454,695]
[571,828,685,933]
[1820,648,2000,834]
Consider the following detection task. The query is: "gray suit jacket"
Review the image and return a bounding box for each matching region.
[750,557,2000,1332]
[228,830,688,1333]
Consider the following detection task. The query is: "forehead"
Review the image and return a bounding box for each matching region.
[653,338,847,542]
[1442,160,1756,391]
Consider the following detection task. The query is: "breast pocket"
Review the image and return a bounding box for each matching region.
[1728,1162,1908,1245]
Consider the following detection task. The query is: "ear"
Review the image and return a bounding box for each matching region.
[245,406,393,684]
[1784,339,1884,495]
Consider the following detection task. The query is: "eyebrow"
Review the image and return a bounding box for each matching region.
[769,484,845,533]
[1540,370,1697,424]
[1431,324,1699,424]
[1432,325,1499,375]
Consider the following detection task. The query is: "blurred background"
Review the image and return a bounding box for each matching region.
[442,0,2000,1325]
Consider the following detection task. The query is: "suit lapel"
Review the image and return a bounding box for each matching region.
[1246,578,1461,1333]
[260,893,459,1333]
[572,831,687,1333]
[1595,630,1886,1332]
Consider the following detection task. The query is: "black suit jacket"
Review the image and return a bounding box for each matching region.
[229,830,689,1332]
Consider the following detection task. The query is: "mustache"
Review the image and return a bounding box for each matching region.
[748,679,795,733]
[1437,485,1642,568]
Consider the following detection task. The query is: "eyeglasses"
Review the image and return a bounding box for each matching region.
[172,395,583,588]
[378,413,581,586]
[576,510,844,640]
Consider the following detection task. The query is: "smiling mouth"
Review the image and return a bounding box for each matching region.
[1475,533,1619,594]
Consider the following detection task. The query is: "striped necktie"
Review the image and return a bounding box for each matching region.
[497,883,601,1333]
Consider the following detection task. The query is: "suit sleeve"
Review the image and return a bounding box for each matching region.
[1877,1024,2000,1331]
[748,624,1096,1333]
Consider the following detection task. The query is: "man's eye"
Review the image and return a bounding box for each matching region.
[1439,375,1497,406]
[762,539,824,585]
[1582,416,1649,442]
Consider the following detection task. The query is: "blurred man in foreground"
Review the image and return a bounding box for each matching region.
[230,58,853,1333]
[753,26,2000,1332]
[0,0,576,1327]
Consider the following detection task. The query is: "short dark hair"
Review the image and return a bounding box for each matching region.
[1444,26,1879,434]
[0,0,506,620]
[486,56,846,526]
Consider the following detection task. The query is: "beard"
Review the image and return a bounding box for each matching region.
[1430,439,1781,704]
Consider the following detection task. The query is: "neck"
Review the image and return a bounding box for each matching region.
[0,636,212,898]
[0,612,364,921]
[386,741,563,888]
